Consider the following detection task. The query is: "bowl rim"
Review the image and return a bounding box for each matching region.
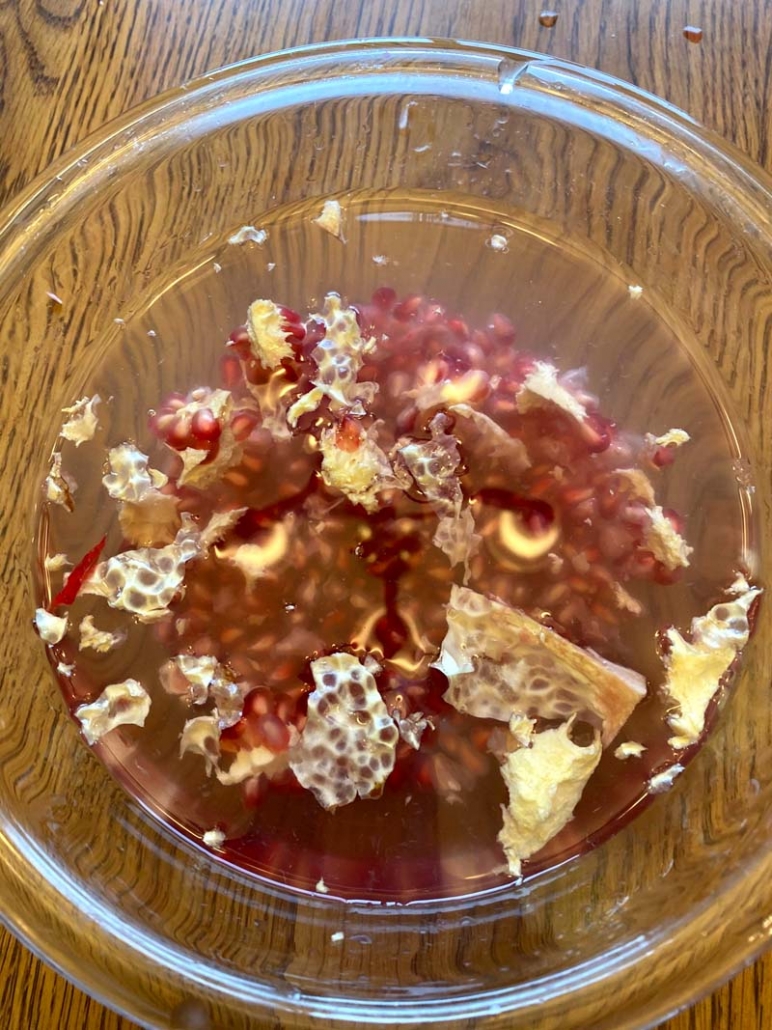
[2,34,772,1030]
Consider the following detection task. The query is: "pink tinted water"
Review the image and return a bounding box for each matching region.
[36,191,756,901]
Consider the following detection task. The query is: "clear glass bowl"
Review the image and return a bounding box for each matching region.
[0,38,770,1030]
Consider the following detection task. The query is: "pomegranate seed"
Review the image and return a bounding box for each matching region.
[227,327,252,358]
[242,775,268,807]
[190,407,222,444]
[220,352,244,388]
[166,419,193,450]
[258,713,291,752]
[334,417,362,452]
[244,358,272,386]
[487,312,516,344]
[393,294,423,321]
[653,563,683,586]
[372,286,397,310]
[663,507,686,534]
[243,688,272,717]
[302,318,327,351]
[579,413,614,454]
[598,486,621,519]
[279,306,306,341]
[231,410,259,441]
[447,316,469,339]
[651,445,677,468]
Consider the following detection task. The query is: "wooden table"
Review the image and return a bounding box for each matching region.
[1,0,770,1027]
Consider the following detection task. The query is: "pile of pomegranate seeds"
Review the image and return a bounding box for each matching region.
[36,285,759,888]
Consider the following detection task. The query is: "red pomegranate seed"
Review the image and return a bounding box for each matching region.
[242,775,268,807]
[220,352,244,389]
[487,312,516,344]
[393,294,423,322]
[166,418,193,450]
[242,688,272,718]
[243,358,272,386]
[190,408,222,444]
[302,318,327,352]
[231,410,260,441]
[651,445,677,468]
[372,286,397,310]
[257,713,291,752]
[663,507,686,534]
[653,563,683,586]
[598,524,632,561]
[165,392,186,411]
[579,412,614,454]
[279,306,306,341]
[334,417,362,452]
[598,486,622,520]
[447,316,469,339]
[227,327,252,358]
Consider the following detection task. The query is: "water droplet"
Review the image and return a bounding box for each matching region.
[539,10,558,28]
[683,25,703,43]
[487,233,509,253]
[497,59,531,95]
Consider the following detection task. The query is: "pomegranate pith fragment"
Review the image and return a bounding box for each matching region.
[60,394,101,446]
[289,652,400,809]
[75,679,151,745]
[662,576,761,749]
[434,585,646,747]
[498,719,601,878]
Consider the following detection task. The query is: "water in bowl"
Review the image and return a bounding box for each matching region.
[35,188,758,901]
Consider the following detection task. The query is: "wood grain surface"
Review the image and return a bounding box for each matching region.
[1,1,771,1028]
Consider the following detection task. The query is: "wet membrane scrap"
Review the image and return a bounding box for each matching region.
[434,585,646,746]
[289,652,400,809]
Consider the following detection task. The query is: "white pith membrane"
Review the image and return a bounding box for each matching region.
[45,452,74,510]
[313,198,345,240]
[103,442,180,547]
[60,394,101,446]
[433,586,647,747]
[396,412,480,573]
[75,679,151,745]
[246,298,296,369]
[37,291,764,883]
[319,421,404,513]
[661,576,761,749]
[289,653,400,810]
[287,293,378,426]
[78,615,126,653]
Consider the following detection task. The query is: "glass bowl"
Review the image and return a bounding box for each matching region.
[1,38,771,1030]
